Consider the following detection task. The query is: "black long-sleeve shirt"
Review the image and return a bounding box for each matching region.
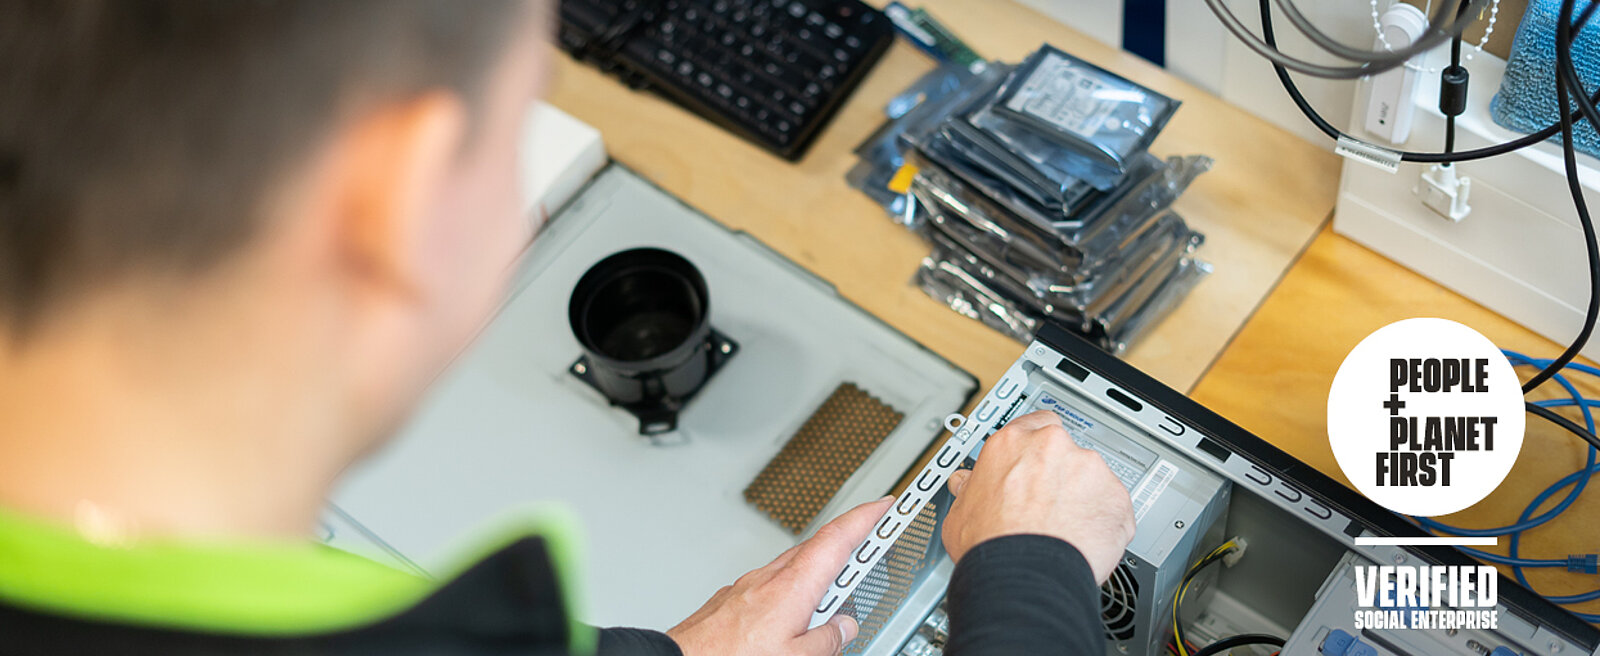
[596,535,1105,655]
[944,535,1105,655]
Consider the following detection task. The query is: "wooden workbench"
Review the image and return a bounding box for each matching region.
[1193,226,1600,619]
[544,0,1339,395]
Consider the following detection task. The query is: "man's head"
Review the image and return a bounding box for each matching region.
[0,0,551,523]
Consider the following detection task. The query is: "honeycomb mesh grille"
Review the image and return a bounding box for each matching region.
[744,383,903,534]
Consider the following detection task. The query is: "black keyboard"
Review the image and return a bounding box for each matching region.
[559,0,896,160]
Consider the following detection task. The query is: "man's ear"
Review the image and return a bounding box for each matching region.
[332,91,468,300]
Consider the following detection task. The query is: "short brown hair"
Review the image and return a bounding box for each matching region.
[0,0,527,332]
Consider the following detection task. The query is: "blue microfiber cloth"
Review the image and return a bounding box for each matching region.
[1490,0,1600,158]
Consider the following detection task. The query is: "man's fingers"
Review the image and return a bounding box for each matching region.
[947,469,971,497]
[985,411,1072,456]
[1007,409,1061,431]
[781,497,894,599]
[765,542,805,572]
[794,614,857,656]
[1006,413,1095,458]
[766,494,888,570]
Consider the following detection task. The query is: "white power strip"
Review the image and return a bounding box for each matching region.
[1334,47,1600,362]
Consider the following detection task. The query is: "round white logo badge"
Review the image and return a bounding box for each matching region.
[1327,318,1525,517]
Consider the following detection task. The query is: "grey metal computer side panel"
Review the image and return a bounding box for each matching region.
[330,164,976,629]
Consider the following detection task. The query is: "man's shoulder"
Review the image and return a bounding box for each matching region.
[0,535,583,656]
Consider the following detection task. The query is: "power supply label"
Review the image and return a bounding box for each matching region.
[1029,387,1156,491]
[1130,460,1177,521]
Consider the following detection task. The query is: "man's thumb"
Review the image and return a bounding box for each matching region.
[947,469,971,497]
[795,614,857,655]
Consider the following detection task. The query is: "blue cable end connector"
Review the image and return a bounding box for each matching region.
[1568,554,1598,574]
[1320,629,1355,655]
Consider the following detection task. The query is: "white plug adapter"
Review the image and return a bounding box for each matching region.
[1364,4,1428,145]
[1415,163,1472,222]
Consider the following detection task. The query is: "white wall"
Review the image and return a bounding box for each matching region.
[1016,0,1390,149]
[1164,0,1229,97]
[1015,0,1124,51]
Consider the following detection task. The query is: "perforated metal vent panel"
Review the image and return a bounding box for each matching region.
[841,500,943,654]
[745,383,904,534]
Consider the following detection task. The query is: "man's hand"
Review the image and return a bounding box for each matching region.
[941,410,1136,584]
[667,497,894,656]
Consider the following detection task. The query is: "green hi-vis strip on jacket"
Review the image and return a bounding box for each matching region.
[0,504,596,655]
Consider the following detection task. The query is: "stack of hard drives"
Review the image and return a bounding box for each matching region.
[848,44,1212,353]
